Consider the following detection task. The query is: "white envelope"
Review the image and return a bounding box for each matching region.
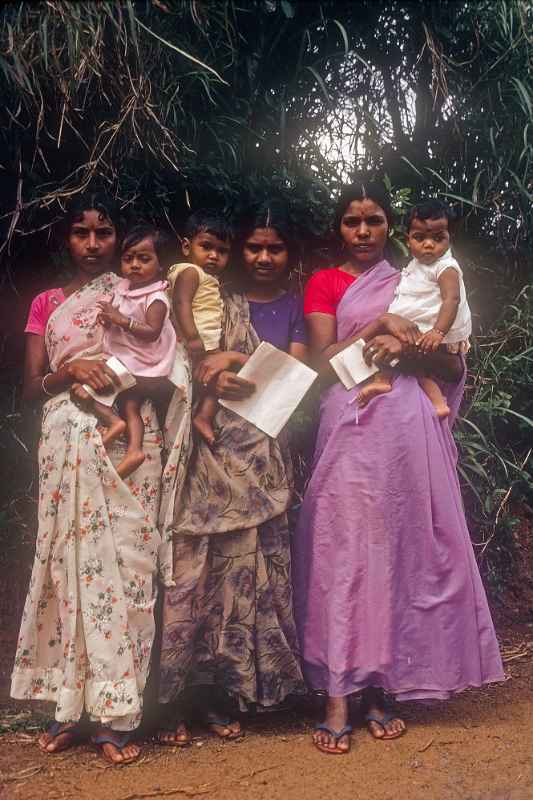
[329,339,379,390]
[82,356,137,407]
[220,341,317,438]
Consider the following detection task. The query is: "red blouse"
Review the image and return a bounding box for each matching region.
[304,268,357,316]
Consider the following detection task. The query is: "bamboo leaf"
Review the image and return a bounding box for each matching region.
[305,65,330,104]
[134,17,229,85]
[332,19,349,54]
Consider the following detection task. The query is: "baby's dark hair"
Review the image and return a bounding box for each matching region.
[184,209,234,243]
[408,200,452,231]
[122,224,177,273]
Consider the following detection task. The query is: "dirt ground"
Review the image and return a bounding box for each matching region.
[2,512,533,800]
[1,621,533,800]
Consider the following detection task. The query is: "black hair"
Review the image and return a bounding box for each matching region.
[238,202,297,260]
[184,209,234,243]
[334,181,393,234]
[122,223,176,273]
[63,191,123,239]
[407,199,452,230]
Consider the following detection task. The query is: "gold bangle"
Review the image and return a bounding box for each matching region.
[41,373,54,396]
[128,317,136,332]
[433,328,446,337]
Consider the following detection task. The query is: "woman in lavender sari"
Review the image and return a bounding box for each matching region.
[293,182,504,755]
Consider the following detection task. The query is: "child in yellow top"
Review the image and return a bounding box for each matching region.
[167,211,233,444]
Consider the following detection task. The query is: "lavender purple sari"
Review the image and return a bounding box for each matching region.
[293,260,504,700]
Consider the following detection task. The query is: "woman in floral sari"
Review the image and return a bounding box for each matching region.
[157,206,307,744]
[10,194,183,765]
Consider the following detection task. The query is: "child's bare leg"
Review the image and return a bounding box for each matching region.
[96,401,127,446]
[116,391,146,479]
[193,394,218,446]
[418,376,450,419]
[71,383,126,445]
[135,376,174,432]
[357,370,393,408]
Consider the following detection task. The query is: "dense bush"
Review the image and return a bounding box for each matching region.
[0,0,532,590]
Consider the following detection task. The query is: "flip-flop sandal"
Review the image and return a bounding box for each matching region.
[313,723,353,755]
[157,721,192,747]
[365,711,405,740]
[39,721,84,753]
[205,716,243,740]
[91,731,139,764]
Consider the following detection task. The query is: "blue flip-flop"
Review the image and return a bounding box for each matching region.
[91,731,138,763]
[39,721,84,753]
[365,710,405,740]
[313,723,353,754]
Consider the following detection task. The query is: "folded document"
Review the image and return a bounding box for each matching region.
[329,339,379,390]
[82,356,137,406]
[220,341,317,438]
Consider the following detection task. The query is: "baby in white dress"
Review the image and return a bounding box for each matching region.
[359,200,471,418]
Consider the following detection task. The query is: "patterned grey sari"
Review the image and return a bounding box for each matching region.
[159,292,304,709]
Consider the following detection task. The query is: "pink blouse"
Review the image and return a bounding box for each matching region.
[25,288,66,336]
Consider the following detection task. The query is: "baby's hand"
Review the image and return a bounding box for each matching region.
[417,329,445,354]
[97,300,124,328]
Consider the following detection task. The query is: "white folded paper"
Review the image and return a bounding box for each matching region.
[220,341,317,438]
[329,339,379,390]
[82,356,137,407]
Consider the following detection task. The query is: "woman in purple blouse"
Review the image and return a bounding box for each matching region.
[157,206,307,744]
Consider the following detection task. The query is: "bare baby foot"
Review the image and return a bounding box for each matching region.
[357,377,392,408]
[102,419,127,446]
[116,450,145,479]
[193,415,216,446]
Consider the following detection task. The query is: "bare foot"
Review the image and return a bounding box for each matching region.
[312,696,351,754]
[193,415,216,446]
[116,450,145,479]
[38,722,82,754]
[362,688,406,740]
[357,377,392,408]
[205,712,242,740]
[158,722,192,747]
[433,401,450,419]
[102,419,127,446]
[92,728,141,765]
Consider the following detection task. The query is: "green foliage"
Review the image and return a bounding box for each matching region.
[457,284,533,589]
[0,0,532,590]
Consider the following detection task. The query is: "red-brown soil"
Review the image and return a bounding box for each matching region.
[2,512,533,800]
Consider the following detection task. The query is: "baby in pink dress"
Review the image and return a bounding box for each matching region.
[73,225,177,478]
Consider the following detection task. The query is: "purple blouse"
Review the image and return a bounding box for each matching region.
[248,292,307,352]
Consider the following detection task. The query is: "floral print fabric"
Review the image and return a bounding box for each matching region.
[159,292,305,709]
[11,274,165,730]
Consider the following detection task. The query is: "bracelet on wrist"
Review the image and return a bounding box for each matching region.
[128,317,137,332]
[41,372,54,397]
[433,328,446,337]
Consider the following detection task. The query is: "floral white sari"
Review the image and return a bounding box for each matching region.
[10,272,191,731]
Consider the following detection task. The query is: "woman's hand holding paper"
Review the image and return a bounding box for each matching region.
[363,335,403,367]
[67,358,119,392]
[214,370,255,400]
